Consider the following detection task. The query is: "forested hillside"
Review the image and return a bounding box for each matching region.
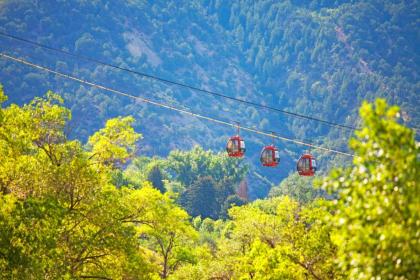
[207,0,419,133]
[1,87,418,279]
[1,0,418,198]
[1,1,419,278]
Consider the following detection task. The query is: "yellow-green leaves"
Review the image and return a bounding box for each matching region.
[0,91,100,199]
[0,84,6,104]
[181,197,336,279]
[0,88,204,279]
[269,172,319,203]
[322,99,420,279]
[132,185,198,278]
[88,116,141,168]
[0,89,160,279]
[29,91,71,147]
[166,145,248,187]
[0,84,7,123]
[2,85,418,279]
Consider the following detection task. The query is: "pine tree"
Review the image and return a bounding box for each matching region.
[147,165,166,193]
[180,176,218,219]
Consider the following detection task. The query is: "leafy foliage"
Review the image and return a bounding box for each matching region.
[0,84,6,122]
[170,100,419,279]
[2,0,418,197]
[124,146,249,219]
[0,2,419,280]
[269,172,322,204]
[172,197,337,279]
[165,146,248,188]
[88,116,141,168]
[321,99,420,279]
[179,176,219,219]
[1,41,419,279]
[0,90,196,279]
[147,165,166,193]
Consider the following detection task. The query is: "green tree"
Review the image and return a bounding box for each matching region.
[124,156,169,191]
[147,165,166,193]
[223,197,336,279]
[88,116,141,168]
[0,84,6,123]
[125,146,249,219]
[269,172,321,204]
[0,91,158,279]
[135,185,198,279]
[166,146,248,188]
[180,176,219,219]
[172,197,337,279]
[0,194,66,279]
[219,194,246,219]
[321,99,420,279]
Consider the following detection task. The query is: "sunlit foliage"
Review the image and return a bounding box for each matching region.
[1,87,418,279]
[0,90,196,279]
[321,99,420,279]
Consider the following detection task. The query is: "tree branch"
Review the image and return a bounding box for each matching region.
[79,275,112,280]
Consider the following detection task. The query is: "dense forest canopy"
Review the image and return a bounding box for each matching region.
[0,1,419,278]
[0,86,418,279]
[0,0,418,198]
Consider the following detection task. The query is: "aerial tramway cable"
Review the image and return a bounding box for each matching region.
[0,52,356,158]
[0,31,359,131]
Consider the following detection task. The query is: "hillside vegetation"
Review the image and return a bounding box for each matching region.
[0,1,418,197]
[1,85,419,279]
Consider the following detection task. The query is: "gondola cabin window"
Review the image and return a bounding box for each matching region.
[260,145,280,167]
[261,149,272,163]
[297,154,316,176]
[226,136,245,157]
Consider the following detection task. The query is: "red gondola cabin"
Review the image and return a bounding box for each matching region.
[297,154,316,176]
[260,145,280,167]
[226,135,245,157]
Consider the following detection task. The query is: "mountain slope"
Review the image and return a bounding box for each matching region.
[0,0,418,198]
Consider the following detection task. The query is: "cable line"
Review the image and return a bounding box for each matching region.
[0,31,358,131]
[0,52,356,158]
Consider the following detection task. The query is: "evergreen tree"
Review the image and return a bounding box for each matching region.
[147,165,166,193]
[180,176,219,219]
